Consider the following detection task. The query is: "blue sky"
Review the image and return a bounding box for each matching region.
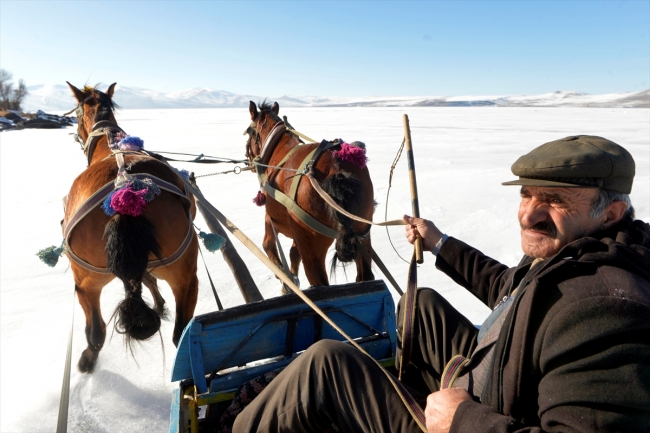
[1,1,648,97]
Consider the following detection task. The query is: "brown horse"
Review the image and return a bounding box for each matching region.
[245,101,375,287]
[64,82,199,373]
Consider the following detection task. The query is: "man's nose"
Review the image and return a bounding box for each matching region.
[520,200,550,227]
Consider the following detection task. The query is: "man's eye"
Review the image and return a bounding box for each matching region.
[551,198,562,204]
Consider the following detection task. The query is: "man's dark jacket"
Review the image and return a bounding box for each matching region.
[435,218,650,433]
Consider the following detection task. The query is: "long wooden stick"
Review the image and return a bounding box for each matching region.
[193,183,263,303]
[403,114,423,264]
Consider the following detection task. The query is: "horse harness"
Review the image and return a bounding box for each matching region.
[64,122,194,274]
[77,120,124,166]
[250,119,343,239]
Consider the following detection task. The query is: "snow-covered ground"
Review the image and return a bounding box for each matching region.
[23,84,650,112]
[1,106,648,432]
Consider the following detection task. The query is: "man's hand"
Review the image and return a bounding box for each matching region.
[404,215,444,252]
[425,388,472,433]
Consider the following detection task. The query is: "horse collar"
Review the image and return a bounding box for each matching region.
[83,120,124,166]
[257,121,287,166]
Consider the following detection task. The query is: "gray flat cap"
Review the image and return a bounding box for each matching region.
[502,135,635,194]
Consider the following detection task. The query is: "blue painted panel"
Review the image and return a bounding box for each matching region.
[171,281,395,383]
[171,317,196,382]
[169,388,181,433]
[189,322,207,393]
[383,294,398,356]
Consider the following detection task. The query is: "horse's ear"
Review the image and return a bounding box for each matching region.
[67,81,85,103]
[272,102,279,115]
[106,83,117,99]
[249,101,258,120]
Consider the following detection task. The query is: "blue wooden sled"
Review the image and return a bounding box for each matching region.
[169,280,397,433]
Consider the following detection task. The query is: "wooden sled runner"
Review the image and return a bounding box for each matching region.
[170,280,397,433]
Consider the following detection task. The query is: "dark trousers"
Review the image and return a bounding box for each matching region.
[232,288,478,433]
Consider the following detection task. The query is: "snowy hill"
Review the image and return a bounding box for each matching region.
[22,84,650,112]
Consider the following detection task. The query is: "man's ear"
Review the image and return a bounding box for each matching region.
[601,201,628,229]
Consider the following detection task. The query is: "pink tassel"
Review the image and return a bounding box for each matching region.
[334,143,368,169]
[111,187,148,216]
[253,190,266,206]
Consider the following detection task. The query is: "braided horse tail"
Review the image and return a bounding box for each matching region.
[321,172,372,277]
[104,213,163,343]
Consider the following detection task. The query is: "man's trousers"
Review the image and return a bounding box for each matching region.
[232,288,479,433]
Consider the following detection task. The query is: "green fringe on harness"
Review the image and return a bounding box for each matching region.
[199,231,226,252]
[37,241,66,267]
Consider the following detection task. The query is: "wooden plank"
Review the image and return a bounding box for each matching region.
[194,188,263,303]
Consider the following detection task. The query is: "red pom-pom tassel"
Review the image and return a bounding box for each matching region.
[253,190,266,206]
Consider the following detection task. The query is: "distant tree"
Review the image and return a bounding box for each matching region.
[0,69,28,112]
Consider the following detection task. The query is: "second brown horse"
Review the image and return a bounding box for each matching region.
[246,101,375,288]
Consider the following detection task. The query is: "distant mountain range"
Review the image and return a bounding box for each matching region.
[22,84,650,112]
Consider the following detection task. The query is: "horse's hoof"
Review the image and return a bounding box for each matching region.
[77,348,99,373]
[280,274,300,295]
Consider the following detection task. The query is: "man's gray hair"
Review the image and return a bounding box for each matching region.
[590,189,635,219]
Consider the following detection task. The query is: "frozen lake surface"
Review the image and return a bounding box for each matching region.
[1,106,648,432]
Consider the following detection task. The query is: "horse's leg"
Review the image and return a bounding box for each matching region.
[288,222,331,287]
[170,272,199,347]
[355,235,375,282]
[289,241,302,288]
[277,242,303,294]
[153,237,199,347]
[262,214,283,270]
[143,273,168,318]
[262,214,298,293]
[74,274,110,373]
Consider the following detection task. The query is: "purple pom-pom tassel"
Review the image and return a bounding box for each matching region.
[111,187,148,216]
[118,136,144,151]
[253,190,266,206]
[102,191,117,216]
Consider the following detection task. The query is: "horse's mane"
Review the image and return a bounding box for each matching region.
[258,100,273,112]
[80,84,120,111]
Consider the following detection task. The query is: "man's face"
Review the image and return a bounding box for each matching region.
[518,186,602,259]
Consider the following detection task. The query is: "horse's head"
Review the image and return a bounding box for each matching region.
[245,100,282,165]
[67,82,118,144]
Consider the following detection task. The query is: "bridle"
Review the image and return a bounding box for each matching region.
[245,111,287,168]
[244,125,259,164]
[72,92,124,166]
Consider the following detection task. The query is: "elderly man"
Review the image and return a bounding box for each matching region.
[233,135,650,432]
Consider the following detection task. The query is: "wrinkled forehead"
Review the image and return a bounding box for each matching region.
[519,185,599,201]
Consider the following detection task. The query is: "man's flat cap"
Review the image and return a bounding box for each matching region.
[502,135,635,194]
